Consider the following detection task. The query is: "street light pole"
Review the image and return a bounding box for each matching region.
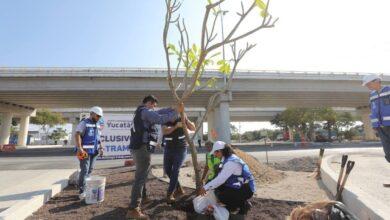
[219,4,227,85]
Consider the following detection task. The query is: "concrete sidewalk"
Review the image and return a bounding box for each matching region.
[0,169,76,220]
[321,151,390,220]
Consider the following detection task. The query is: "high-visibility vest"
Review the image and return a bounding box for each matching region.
[163,118,187,148]
[206,153,221,180]
[130,106,158,150]
[369,86,390,128]
[78,118,99,155]
[220,154,256,193]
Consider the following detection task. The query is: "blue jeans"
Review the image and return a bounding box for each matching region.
[163,147,187,194]
[78,152,98,193]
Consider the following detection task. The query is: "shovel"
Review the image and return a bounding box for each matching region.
[314,148,325,179]
[336,155,348,194]
[336,160,355,201]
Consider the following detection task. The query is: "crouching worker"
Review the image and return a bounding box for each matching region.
[199,141,255,215]
[75,106,104,200]
[162,113,195,203]
[201,141,221,184]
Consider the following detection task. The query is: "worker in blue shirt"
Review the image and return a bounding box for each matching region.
[362,74,390,187]
[75,106,104,200]
[127,95,184,219]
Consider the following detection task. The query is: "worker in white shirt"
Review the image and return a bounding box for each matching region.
[198,141,255,215]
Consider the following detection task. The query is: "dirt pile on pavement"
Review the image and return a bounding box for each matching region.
[271,157,318,172]
[28,166,302,220]
[233,148,284,185]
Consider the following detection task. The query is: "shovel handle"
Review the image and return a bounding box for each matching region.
[346,161,355,174]
[341,155,348,167]
[319,148,325,157]
[337,155,348,192]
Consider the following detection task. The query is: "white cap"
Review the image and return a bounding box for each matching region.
[210,141,226,154]
[362,74,381,86]
[90,106,103,117]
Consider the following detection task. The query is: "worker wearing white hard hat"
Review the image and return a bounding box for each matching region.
[362,74,390,187]
[75,106,104,200]
[90,106,103,117]
[361,74,382,86]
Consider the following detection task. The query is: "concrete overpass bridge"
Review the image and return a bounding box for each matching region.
[0,67,383,145]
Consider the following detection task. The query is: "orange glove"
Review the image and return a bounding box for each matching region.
[77,151,88,160]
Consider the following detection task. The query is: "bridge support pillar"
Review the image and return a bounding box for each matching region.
[213,92,232,143]
[0,113,13,145]
[17,115,30,147]
[358,108,378,141]
[70,117,79,146]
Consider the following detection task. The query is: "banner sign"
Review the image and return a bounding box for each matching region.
[100,114,133,159]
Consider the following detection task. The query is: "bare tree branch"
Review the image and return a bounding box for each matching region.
[225,2,256,41]
[163,0,276,190]
[205,10,221,48]
[207,0,278,53]
[163,0,181,101]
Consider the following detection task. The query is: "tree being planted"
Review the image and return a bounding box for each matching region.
[163,0,277,190]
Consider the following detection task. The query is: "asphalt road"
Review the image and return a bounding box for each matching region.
[0,142,383,170]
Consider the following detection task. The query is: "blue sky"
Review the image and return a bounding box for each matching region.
[0,0,203,67]
[1,0,390,73]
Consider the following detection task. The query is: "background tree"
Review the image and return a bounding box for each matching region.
[318,107,337,141]
[333,112,355,141]
[48,128,68,144]
[230,123,240,141]
[163,0,277,189]
[31,109,65,144]
[271,107,357,142]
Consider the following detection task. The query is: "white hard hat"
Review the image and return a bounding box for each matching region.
[210,141,226,154]
[362,74,381,86]
[90,106,103,117]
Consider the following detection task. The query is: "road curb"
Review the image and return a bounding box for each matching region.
[0,170,76,220]
[321,155,388,220]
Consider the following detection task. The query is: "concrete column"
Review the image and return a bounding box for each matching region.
[358,109,378,141]
[0,113,13,145]
[17,115,30,146]
[207,110,216,142]
[213,93,232,143]
[70,117,79,145]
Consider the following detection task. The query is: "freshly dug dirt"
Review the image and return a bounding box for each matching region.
[271,157,318,172]
[233,148,284,185]
[28,166,302,220]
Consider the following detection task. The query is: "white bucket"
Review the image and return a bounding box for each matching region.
[85,176,106,204]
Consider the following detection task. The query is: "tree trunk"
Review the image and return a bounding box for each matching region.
[180,110,202,190]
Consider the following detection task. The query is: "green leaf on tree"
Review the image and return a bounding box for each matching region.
[217,60,231,74]
[255,0,268,17]
[206,77,217,88]
[255,0,266,9]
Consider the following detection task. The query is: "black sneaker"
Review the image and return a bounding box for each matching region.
[238,201,252,215]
